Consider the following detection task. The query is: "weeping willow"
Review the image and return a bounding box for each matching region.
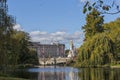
[104,18,120,61]
[77,33,115,67]
[76,22,120,67]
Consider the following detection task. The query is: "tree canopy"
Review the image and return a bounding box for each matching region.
[0,0,38,70]
[76,9,120,67]
[82,9,104,40]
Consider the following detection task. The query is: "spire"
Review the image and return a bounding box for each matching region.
[68,40,75,58]
[70,40,74,50]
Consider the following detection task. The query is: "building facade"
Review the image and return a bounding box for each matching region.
[30,42,65,58]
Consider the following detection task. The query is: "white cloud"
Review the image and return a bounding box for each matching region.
[79,0,90,3]
[13,24,23,31]
[13,24,84,48]
[30,31,47,36]
[29,30,84,46]
[79,0,95,3]
[74,31,82,35]
[51,31,67,36]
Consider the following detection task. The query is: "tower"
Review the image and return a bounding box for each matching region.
[70,40,73,50]
[68,40,75,58]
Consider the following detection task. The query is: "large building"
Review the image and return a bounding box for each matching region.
[30,42,65,58]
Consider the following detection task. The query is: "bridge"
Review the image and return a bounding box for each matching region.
[38,57,72,65]
[30,41,76,65]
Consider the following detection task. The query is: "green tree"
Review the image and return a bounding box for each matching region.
[82,9,104,40]
[65,49,70,57]
[25,48,38,64]
[76,17,120,67]
[0,0,38,71]
[11,31,38,65]
[0,0,15,68]
[11,31,30,64]
[103,18,120,61]
[77,33,114,67]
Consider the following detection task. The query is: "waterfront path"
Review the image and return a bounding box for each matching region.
[38,57,71,65]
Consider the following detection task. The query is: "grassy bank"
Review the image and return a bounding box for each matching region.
[0,64,35,80]
[110,64,120,68]
[0,77,29,80]
[74,64,120,68]
[0,73,30,80]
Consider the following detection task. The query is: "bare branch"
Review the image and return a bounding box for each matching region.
[101,10,120,15]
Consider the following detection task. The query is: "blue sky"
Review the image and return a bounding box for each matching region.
[7,0,120,48]
[8,0,85,32]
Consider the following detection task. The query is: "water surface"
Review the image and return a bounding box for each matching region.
[12,66,120,80]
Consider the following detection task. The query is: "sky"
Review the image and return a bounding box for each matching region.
[7,0,120,49]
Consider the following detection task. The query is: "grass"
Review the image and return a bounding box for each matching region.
[0,77,29,80]
[110,63,120,68]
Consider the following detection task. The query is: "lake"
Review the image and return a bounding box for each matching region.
[11,66,120,80]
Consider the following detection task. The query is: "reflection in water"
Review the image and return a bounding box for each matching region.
[27,67,120,80]
[38,72,65,80]
[78,68,120,80]
[29,66,79,80]
[38,71,78,80]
